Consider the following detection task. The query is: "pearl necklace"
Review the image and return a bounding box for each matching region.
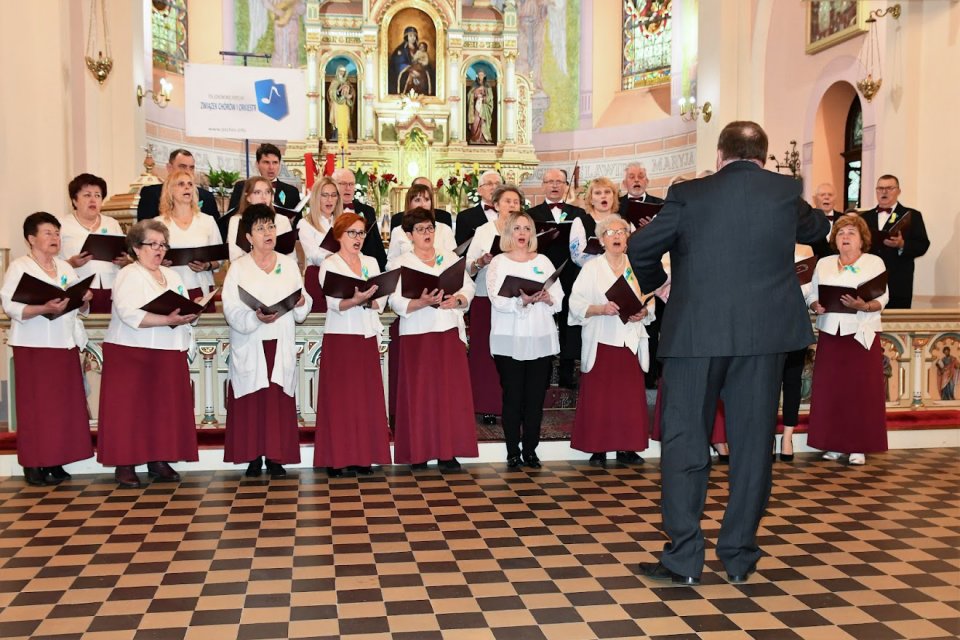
[74,212,101,232]
[29,253,57,277]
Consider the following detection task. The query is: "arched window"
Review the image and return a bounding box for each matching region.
[841,97,863,210]
[152,0,188,74]
[622,0,673,90]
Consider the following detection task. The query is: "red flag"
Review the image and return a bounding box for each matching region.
[304,153,318,190]
[323,154,336,177]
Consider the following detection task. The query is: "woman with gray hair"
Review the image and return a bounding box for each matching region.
[96,220,200,488]
[568,214,654,466]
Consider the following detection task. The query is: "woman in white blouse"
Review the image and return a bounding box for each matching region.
[386,183,456,264]
[60,173,130,312]
[97,220,200,488]
[315,213,392,477]
[806,214,889,466]
[486,208,564,469]
[568,214,654,466]
[0,213,94,486]
[222,204,310,479]
[388,207,477,471]
[227,177,294,262]
[569,177,631,267]
[298,176,342,312]
[464,185,523,423]
[159,170,223,310]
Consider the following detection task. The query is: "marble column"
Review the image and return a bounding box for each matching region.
[363,45,376,139]
[306,47,320,139]
[504,52,517,143]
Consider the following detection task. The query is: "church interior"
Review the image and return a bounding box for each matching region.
[0,1,957,639]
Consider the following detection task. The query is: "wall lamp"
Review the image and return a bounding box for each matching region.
[678,97,712,123]
[137,78,173,108]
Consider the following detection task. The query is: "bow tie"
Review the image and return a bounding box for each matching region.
[483,205,496,213]
[343,203,355,211]
[878,207,893,213]
[628,196,645,202]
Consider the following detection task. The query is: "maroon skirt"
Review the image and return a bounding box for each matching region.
[88,287,112,314]
[304,265,328,313]
[394,328,479,463]
[313,334,392,468]
[572,344,649,453]
[652,378,727,443]
[97,343,199,466]
[12,347,94,467]
[187,287,217,314]
[467,296,502,415]
[807,331,887,453]
[224,340,301,464]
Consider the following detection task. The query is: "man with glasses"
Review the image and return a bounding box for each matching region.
[227,143,302,214]
[332,168,388,270]
[455,170,503,246]
[861,174,929,308]
[528,168,586,388]
[137,148,221,221]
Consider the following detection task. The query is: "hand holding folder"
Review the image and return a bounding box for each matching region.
[238,286,302,319]
[620,200,663,228]
[399,258,467,304]
[140,288,219,326]
[604,276,651,324]
[497,261,567,298]
[817,271,888,314]
[874,210,912,247]
[322,268,401,299]
[12,274,95,319]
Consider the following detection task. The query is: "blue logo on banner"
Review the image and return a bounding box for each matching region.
[254,79,289,121]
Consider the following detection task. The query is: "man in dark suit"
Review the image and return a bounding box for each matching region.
[528,168,585,388]
[809,182,842,258]
[227,143,301,212]
[389,176,453,229]
[859,174,930,309]
[136,148,221,221]
[332,167,388,270]
[627,121,829,586]
[454,171,503,246]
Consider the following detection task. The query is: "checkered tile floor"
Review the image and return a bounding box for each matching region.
[0,449,957,640]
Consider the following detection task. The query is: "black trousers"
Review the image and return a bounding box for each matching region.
[781,348,807,426]
[644,296,666,387]
[493,355,553,458]
[658,353,786,578]
[557,292,580,382]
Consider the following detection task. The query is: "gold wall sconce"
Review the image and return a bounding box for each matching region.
[137,78,173,108]
[856,3,901,102]
[678,97,712,123]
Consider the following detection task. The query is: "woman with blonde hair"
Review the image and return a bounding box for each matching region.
[570,176,630,267]
[159,170,223,311]
[226,177,294,262]
[298,176,342,312]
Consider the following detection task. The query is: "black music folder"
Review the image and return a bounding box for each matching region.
[818,271,888,314]
[583,237,603,255]
[79,234,127,262]
[322,268,401,299]
[140,289,215,318]
[534,220,573,244]
[874,210,912,246]
[399,258,467,300]
[794,255,818,286]
[620,200,663,228]
[164,244,230,267]
[604,275,648,324]
[238,286,302,318]
[235,226,297,254]
[318,231,341,254]
[12,274,95,319]
[496,261,567,298]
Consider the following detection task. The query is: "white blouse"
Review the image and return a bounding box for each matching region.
[568,255,655,374]
[104,263,193,352]
[222,252,311,398]
[386,222,456,265]
[320,253,386,342]
[465,220,501,297]
[0,256,88,349]
[297,216,335,267]
[163,214,223,294]
[805,253,888,350]
[227,213,293,262]
[486,253,564,360]
[58,213,124,289]
[568,215,635,267]
[387,250,475,343]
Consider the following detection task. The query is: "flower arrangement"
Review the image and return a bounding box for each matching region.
[351,163,397,214]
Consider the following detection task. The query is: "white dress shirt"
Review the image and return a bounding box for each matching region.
[387,222,456,265]
[568,215,634,267]
[486,253,564,360]
[568,255,655,373]
[388,250,475,343]
[297,216,335,267]
[163,214,223,294]
[320,253,386,342]
[227,213,293,262]
[1,256,88,349]
[544,200,572,223]
[465,220,501,297]
[58,213,123,289]
[104,263,193,351]
[222,252,311,398]
[805,253,888,350]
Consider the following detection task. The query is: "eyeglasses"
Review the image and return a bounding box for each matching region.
[344,229,367,239]
[603,229,628,237]
[412,224,436,234]
[875,186,899,192]
[140,241,170,251]
[251,223,277,233]
[336,181,356,188]
[544,179,567,185]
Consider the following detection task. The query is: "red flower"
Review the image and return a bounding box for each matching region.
[436,178,444,189]
[448,176,459,186]
[382,173,397,183]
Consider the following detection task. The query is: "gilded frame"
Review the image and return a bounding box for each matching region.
[379,1,446,101]
[806,0,866,55]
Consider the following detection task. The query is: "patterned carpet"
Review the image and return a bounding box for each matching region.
[0,449,957,640]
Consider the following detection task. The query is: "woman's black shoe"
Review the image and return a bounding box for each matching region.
[778,452,795,462]
[46,466,71,481]
[481,414,497,425]
[523,454,542,469]
[326,467,344,477]
[24,467,49,487]
[411,462,429,470]
[245,457,263,477]
[265,460,286,478]
[589,453,606,466]
[616,451,644,464]
[506,456,522,469]
[440,458,462,471]
[353,466,374,475]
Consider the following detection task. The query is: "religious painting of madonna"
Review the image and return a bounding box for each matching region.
[465,61,498,146]
[806,0,864,54]
[387,8,437,96]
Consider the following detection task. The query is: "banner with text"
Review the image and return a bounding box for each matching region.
[184,63,306,140]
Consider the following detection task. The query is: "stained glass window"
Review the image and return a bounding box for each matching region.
[622,0,673,90]
[152,0,188,74]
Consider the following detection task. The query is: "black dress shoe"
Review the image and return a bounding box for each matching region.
[24,467,49,487]
[589,453,606,466]
[115,466,141,489]
[616,451,644,464]
[245,457,263,477]
[523,454,542,469]
[326,467,344,478]
[506,456,522,469]
[46,466,71,481]
[265,459,286,478]
[410,462,429,470]
[440,458,461,471]
[147,461,180,482]
[352,466,374,475]
[638,561,700,586]
[726,566,757,584]
[778,452,794,462]
[481,414,498,425]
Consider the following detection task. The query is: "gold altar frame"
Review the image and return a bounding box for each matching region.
[806,0,866,55]
[378,0,447,101]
